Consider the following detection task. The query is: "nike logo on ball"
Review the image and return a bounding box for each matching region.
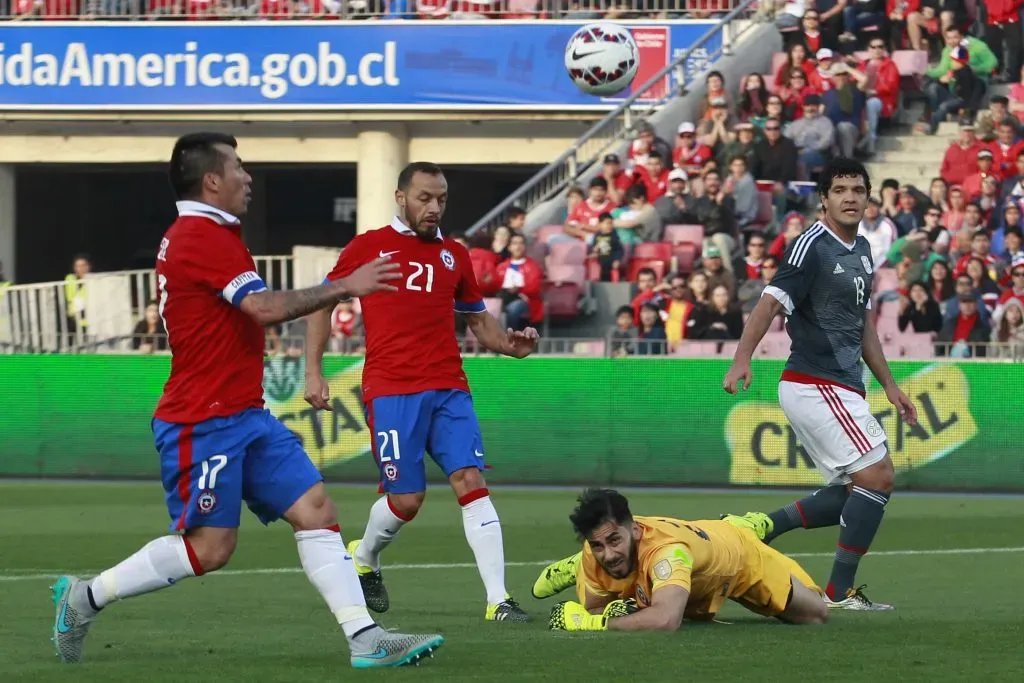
[572,49,599,60]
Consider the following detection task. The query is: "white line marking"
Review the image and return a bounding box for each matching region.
[3,547,1021,583]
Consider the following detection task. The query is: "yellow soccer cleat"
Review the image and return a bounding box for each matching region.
[485,595,529,622]
[346,539,389,613]
[721,512,773,542]
[532,551,583,599]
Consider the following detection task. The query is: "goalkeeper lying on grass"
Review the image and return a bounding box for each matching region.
[538,488,829,632]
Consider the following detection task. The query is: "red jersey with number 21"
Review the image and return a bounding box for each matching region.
[154,201,269,424]
[325,217,485,402]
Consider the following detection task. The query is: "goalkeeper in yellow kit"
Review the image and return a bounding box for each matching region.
[538,489,829,632]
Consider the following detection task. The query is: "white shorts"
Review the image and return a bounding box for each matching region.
[778,380,888,485]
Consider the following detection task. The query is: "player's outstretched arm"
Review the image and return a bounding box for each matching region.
[723,293,784,394]
[862,313,919,425]
[303,307,333,411]
[465,311,538,358]
[240,258,400,326]
[606,586,689,632]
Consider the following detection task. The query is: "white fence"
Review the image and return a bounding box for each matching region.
[0,255,295,353]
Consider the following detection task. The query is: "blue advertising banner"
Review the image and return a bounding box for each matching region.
[0,20,720,110]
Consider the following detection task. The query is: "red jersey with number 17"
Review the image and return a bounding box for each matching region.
[154,201,269,424]
[325,217,485,402]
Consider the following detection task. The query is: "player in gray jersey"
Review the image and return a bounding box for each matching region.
[721,158,918,611]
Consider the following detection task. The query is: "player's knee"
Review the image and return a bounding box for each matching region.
[388,492,425,520]
[853,454,895,494]
[449,467,486,497]
[185,529,237,573]
[286,483,338,531]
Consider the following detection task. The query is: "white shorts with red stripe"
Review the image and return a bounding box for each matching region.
[778,380,888,485]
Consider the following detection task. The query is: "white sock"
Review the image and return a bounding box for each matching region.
[461,490,508,605]
[355,497,410,571]
[295,525,375,638]
[86,535,199,610]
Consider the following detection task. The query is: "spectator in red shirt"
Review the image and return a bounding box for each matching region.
[943,185,967,232]
[564,177,616,241]
[632,151,671,203]
[982,0,1023,82]
[741,231,767,281]
[769,212,807,259]
[997,259,1024,308]
[627,120,673,169]
[988,121,1024,176]
[493,233,544,331]
[774,43,817,90]
[854,39,900,153]
[601,153,634,206]
[630,267,669,325]
[962,149,1002,201]
[937,293,990,357]
[779,69,819,121]
[673,122,715,175]
[797,9,826,55]
[812,49,837,92]
[954,229,998,276]
[941,124,985,186]
[329,300,364,353]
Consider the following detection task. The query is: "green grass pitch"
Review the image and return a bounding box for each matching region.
[2,482,1022,682]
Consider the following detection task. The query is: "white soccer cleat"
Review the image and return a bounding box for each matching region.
[51,576,98,663]
[825,585,893,611]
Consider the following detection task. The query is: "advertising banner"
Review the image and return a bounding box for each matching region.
[0,356,1019,490]
[0,21,719,110]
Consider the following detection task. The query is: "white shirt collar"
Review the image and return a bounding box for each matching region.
[176,200,240,226]
[391,215,442,240]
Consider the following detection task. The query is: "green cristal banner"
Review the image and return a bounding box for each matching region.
[0,355,1021,490]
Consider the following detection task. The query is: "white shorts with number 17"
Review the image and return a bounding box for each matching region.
[778,380,888,485]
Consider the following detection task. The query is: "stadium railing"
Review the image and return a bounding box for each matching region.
[0,255,292,353]
[34,333,1024,362]
[465,0,761,238]
[0,1,748,21]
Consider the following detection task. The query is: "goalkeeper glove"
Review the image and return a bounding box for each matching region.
[548,599,639,631]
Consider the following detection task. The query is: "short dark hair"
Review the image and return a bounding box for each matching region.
[763,255,779,267]
[746,230,765,244]
[509,232,526,244]
[169,132,238,200]
[569,488,633,542]
[972,230,990,241]
[567,185,585,198]
[598,212,614,222]
[1005,226,1023,240]
[615,305,634,318]
[945,25,961,35]
[624,184,647,203]
[637,267,656,279]
[72,253,91,265]
[397,161,444,191]
[992,96,1009,106]
[817,157,871,198]
[507,206,526,220]
[589,176,609,190]
[729,154,748,167]
[648,150,665,162]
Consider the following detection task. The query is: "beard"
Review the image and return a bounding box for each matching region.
[601,539,638,579]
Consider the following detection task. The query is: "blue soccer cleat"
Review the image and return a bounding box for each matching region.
[350,629,444,668]
[51,576,97,664]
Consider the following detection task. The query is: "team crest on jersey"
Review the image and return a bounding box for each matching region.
[197,490,217,514]
[383,463,399,482]
[440,249,456,271]
[861,255,873,274]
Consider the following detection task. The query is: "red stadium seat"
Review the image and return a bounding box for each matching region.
[546,264,586,287]
[755,332,791,358]
[547,240,586,267]
[872,268,900,295]
[672,243,699,274]
[585,257,620,282]
[469,247,501,296]
[534,224,566,244]
[892,50,928,76]
[673,341,720,357]
[899,332,936,359]
[747,192,774,231]
[544,282,581,319]
[663,224,705,249]
[632,242,673,262]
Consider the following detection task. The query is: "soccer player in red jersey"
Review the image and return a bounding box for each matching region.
[304,162,538,623]
[50,133,443,669]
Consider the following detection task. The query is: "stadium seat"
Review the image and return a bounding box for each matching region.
[535,224,566,244]
[876,313,901,342]
[573,339,606,356]
[543,282,581,319]
[756,332,791,358]
[585,257,620,282]
[747,192,774,231]
[547,240,586,267]
[673,341,719,357]
[546,264,586,287]
[892,50,928,76]
[900,332,936,359]
[672,243,699,274]
[873,268,900,295]
[663,224,705,249]
[632,241,673,262]
[718,341,739,358]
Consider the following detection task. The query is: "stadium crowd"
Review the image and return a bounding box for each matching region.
[459,0,1024,357]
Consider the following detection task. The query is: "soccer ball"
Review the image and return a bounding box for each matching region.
[564,23,640,97]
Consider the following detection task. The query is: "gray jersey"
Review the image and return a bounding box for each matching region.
[764,221,875,393]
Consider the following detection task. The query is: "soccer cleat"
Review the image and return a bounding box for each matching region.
[825,585,894,611]
[51,576,96,664]
[349,629,444,668]
[532,551,582,599]
[485,595,530,622]
[346,539,389,613]
[721,512,773,542]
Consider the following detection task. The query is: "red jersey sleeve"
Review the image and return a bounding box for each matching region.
[452,242,486,314]
[325,234,370,283]
[179,227,268,308]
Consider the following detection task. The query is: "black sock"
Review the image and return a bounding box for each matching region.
[86,584,103,612]
[765,485,850,543]
[826,486,890,600]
